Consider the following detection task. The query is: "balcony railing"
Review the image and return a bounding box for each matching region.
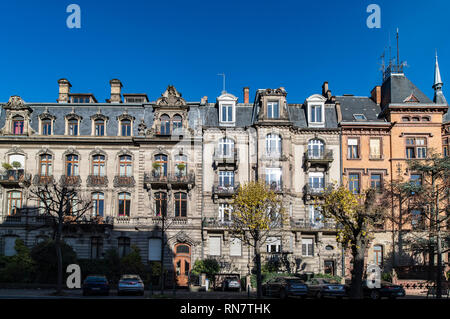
[290,218,337,231]
[0,169,31,186]
[32,175,55,186]
[303,183,333,196]
[168,171,195,186]
[213,148,238,166]
[87,175,108,187]
[59,175,81,187]
[304,149,333,169]
[113,175,136,187]
[144,171,195,188]
[265,180,283,193]
[202,217,233,228]
[212,183,240,197]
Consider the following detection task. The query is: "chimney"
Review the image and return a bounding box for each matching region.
[201,96,208,105]
[370,85,381,105]
[335,101,342,123]
[57,78,71,103]
[110,79,123,103]
[243,87,250,104]
[322,81,329,97]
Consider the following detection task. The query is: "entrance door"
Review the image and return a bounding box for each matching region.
[324,260,335,276]
[173,244,191,287]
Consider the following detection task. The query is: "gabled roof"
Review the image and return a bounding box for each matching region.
[381,74,432,108]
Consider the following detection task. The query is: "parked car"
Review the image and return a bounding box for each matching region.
[262,276,308,299]
[363,280,405,299]
[82,275,110,296]
[221,276,241,292]
[118,274,145,296]
[305,278,346,299]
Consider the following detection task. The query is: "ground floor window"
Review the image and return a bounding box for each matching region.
[91,237,103,259]
[118,237,131,257]
[302,238,314,256]
[209,236,221,256]
[148,238,162,261]
[266,237,281,253]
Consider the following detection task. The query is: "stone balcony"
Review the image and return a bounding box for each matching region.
[290,218,337,231]
[213,148,239,167]
[87,175,109,187]
[59,175,82,187]
[144,171,195,189]
[113,175,136,188]
[303,183,333,198]
[202,217,233,229]
[0,169,31,187]
[212,183,240,198]
[303,149,333,170]
[32,175,55,186]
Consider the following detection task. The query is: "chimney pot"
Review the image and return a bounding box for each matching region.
[243,87,250,104]
[57,78,71,103]
[201,96,208,105]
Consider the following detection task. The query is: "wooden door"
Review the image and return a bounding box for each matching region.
[173,244,191,287]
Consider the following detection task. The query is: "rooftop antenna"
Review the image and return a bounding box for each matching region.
[380,48,386,81]
[396,28,400,69]
[217,73,226,94]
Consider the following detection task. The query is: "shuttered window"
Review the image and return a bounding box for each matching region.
[302,238,314,257]
[230,238,242,256]
[209,236,221,256]
[148,238,162,261]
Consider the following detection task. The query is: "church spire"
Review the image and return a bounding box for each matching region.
[433,52,447,104]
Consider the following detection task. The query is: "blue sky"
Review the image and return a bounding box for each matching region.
[0,0,448,103]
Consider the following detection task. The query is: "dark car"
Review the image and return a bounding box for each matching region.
[305,278,346,299]
[262,276,308,299]
[118,274,145,296]
[82,275,110,296]
[363,280,405,299]
[221,277,241,292]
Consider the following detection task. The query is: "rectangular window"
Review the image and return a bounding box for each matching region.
[369,138,382,159]
[347,138,359,159]
[218,171,234,187]
[410,174,422,186]
[308,172,324,191]
[68,121,78,136]
[221,104,233,122]
[42,121,52,135]
[309,205,323,227]
[370,174,382,190]
[310,105,323,123]
[266,237,281,253]
[265,168,282,191]
[348,173,360,194]
[302,238,314,257]
[90,237,103,259]
[230,238,242,256]
[267,102,279,119]
[218,203,232,223]
[209,236,221,256]
[148,238,162,261]
[405,137,427,159]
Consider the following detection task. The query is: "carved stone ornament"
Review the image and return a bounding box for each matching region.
[3,96,32,111]
[138,119,147,136]
[156,85,187,107]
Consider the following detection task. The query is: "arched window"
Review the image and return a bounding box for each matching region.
[176,244,190,254]
[118,192,131,217]
[92,192,104,217]
[373,245,383,266]
[119,155,132,177]
[154,192,167,217]
[66,155,79,176]
[402,116,410,122]
[39,154,53,176]
[154,154,168,177]
[41,118,52,135]
[94,119,105,136]
[92,155,106,176]
[218,138,234,157]
[308,139,324,158]
[174,192,187,217]
[121,119,131,136]
[172,115,182,133]
[422,116,431,122]
[68,118,79,136]
[266,133,282,155]
[12,115,24,135]
[7,191,22,215]
[412,117,420,122]
[174,154,187,177]
[160,115,170,135]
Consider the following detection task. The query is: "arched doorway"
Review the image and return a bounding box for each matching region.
[173,243,191,287]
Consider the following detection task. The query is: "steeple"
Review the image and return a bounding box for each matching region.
[433,52,447,104]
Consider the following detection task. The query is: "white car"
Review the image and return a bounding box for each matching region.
[117,274,145,296]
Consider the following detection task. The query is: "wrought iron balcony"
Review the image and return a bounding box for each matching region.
[144,171,195,188]
[87,175,108,187]
[144,171,169,187]
[202,217,233,228]
[0,169,31,187]
[59,175,82,187]
[168,171,195,187]
[304,149,333,169]
[212,183,240,197]
[113,175,136,187]
[213,148,238,166]
[303,183,332,197]
[290,218,337,231]
[32,175,55,186]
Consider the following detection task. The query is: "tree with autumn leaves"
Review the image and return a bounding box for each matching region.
[228,181,286,299]
[321,185,383,299]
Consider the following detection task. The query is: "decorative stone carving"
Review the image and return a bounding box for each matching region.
[3,96,32,111]
[156,85,186,107]
[137,119,147,136]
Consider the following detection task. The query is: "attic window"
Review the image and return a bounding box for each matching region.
[403,94,419,103]
[353,114,366,121]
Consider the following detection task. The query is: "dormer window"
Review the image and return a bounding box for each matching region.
[310,105,323,123]
[68,118,79,136]
[12,116,24,135]
[94,119,105,136]
[217,93,237,126]
[173,115,183,133]
[267,101,280,119]
[306,94,326,127]
[121,119,131,136]
[221,104,233,122]
[41,118,52,135]
[160,115,171,135]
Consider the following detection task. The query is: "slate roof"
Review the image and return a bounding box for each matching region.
[335,96,385,123]
[381,74,432,108]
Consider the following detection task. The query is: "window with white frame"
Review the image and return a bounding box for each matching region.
[267,101,280,119]
[308,172,324,191]
[302,238,314,256]
[218,138,234,157]
[309,205,323,227]
[230,237,242,256]
[221,104,233,123]
[209,236,221,256]
[266,237,281,253]
[347,138,359,159]
[218,203,232,223]
[265,168,282,191]
[266,133,282,156]
[310,105,323,123]
[218,171,234,187]
[308,139,324,158]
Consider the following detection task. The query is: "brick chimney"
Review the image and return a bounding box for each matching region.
[371,85,381,105]
[335,101,342,123]
[322,81,329,97]
[243,87,250,104]
[109,79,123,103]
[57,78,71,103]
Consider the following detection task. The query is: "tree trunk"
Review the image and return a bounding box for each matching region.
[349,239,365,299]
[55,217,63,294]
[254,239,262,299]
[160,217,165,295]
[436,233,443,299]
